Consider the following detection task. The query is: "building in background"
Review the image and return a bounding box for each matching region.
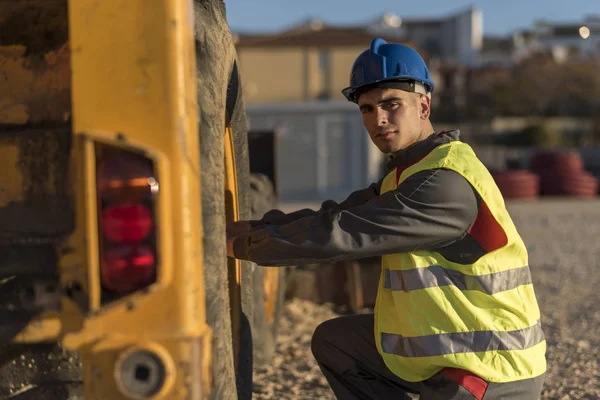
[234,9,600,106]
[514,15,600,63]
[233,7,484,105]
[234,22,417,104]
[479,36,516,67]
[372,7,483,67]
[479,14,600,66]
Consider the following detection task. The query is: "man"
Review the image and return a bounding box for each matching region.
[227,38,546,399]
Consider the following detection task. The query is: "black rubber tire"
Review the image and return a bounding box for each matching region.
[248,174,286,366]
[195,1,254,399]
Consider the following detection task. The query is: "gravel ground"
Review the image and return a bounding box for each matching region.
[252,199,600,400]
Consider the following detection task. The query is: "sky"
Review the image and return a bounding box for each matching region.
[225,0,598,36]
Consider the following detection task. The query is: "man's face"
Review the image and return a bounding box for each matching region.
[357,87,430,154]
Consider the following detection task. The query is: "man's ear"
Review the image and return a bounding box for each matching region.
[419,95,431,120]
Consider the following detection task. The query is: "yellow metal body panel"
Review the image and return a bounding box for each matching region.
[263,267,281,325]
[60,0,211,398]
[224,125,242,370]
[13,311,63,343]
[1,0,215,397]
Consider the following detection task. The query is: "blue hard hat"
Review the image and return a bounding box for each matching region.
[342,38,435,103]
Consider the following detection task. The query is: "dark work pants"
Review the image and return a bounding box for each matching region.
[310,314,545,400]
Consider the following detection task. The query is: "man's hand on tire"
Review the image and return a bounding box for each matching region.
[226,221,273,258]
[226,221,253,236]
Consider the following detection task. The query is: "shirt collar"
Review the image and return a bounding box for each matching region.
[386,129,461,170]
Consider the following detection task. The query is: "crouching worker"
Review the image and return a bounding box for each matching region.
[226,38,546,399]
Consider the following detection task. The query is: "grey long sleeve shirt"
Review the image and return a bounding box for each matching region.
[233,130,481,266]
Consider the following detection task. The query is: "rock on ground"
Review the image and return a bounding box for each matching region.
[253,199,600,400]
[252,299,338,400]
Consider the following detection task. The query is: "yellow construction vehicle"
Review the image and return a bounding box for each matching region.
[0,0,284,398]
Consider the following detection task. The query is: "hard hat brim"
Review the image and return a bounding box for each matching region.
[342,77,431,103]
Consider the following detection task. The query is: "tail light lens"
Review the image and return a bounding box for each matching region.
[101,204,153,243]
[101,245,156,293]
[96,146,159,296]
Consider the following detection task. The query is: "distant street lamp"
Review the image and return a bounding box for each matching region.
[579,26,591,39]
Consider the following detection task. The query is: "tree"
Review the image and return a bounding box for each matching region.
[466,56,600,118]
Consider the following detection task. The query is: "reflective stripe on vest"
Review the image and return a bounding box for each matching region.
[383,265,532,294]
[381,320,545,358]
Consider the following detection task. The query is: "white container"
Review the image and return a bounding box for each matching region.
[246,101,386,204]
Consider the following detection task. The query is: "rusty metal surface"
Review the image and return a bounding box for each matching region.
[0,128,74,242]
[0,2,80,398]
[0,0,71,125]
[0,1,68,52]
[0,0,73,240]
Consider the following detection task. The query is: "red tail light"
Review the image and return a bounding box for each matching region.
[101,245,156,293]
[96,146,159,296]
[101,204,153,243]
[97,155,156,203]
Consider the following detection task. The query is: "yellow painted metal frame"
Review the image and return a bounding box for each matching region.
[56,0,211,398]
[224,124,242,371]
[263,267,281,325]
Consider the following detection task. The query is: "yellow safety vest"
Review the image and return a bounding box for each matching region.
[374,140,546,383]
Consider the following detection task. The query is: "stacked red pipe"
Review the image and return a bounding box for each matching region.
[491,170,540,200]
[529,151,598,197]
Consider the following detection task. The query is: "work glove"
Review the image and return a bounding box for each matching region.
[226,221,253,236]
[226,220,273,236]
